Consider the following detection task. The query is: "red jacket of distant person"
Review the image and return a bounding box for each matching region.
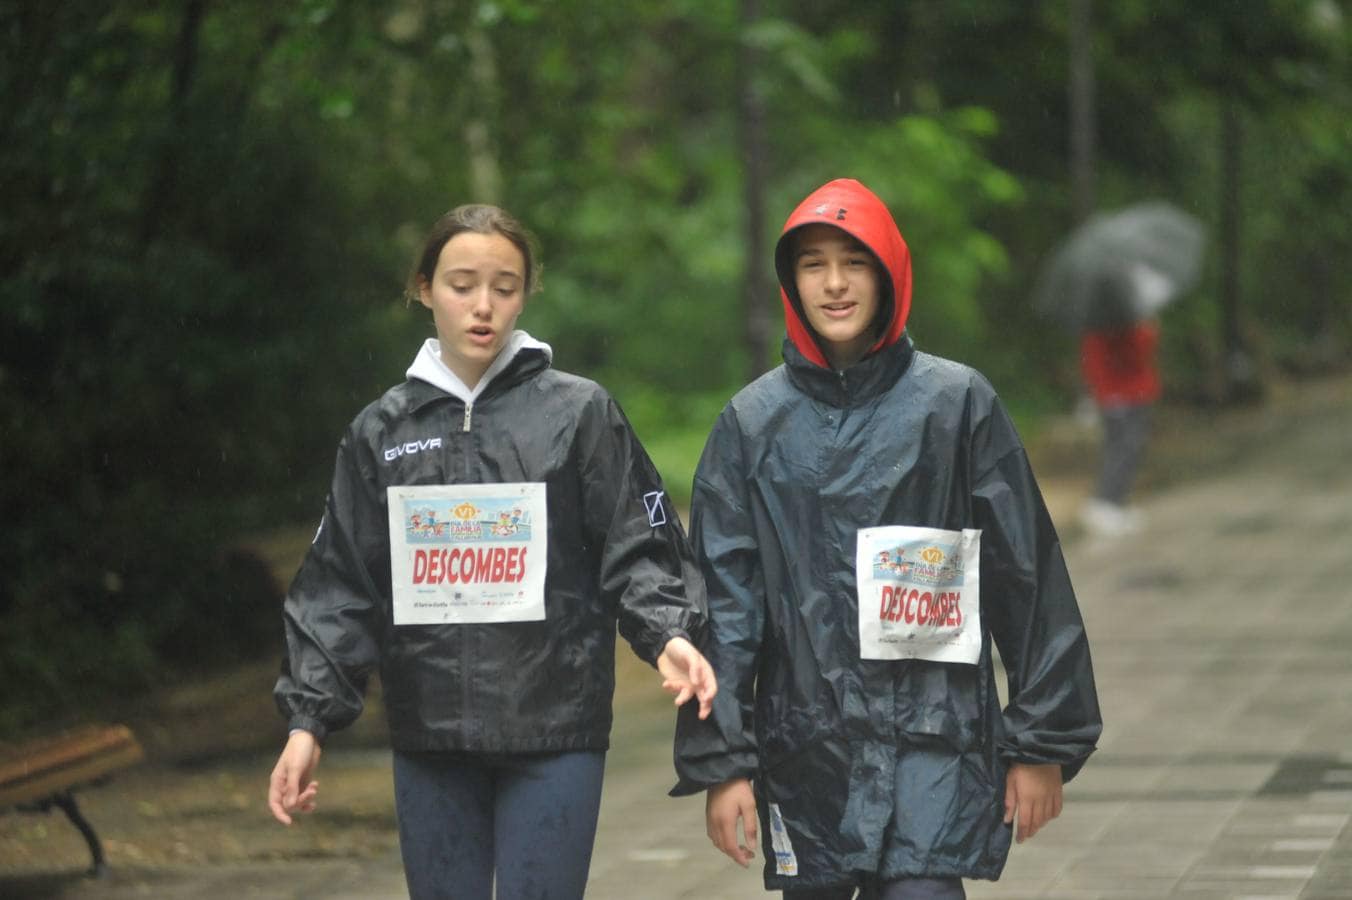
[1080,321,1161,408]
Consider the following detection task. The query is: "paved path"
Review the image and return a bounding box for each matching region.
[959,390,1352,899]
[4,378,1350,898]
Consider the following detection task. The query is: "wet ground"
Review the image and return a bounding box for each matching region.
[2,371,1349,898]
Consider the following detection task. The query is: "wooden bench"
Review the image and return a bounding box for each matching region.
[0,724,145,876]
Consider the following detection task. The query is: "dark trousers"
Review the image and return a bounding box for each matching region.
[1095,402,1152,504]
[392,748,606,900]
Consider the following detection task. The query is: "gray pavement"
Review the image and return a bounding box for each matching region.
[4,378,1350,898]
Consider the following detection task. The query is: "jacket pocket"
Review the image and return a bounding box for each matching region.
[894,661,984,752]
[759,707,832,775]
[756,708,851,848]
[895,704,978,752]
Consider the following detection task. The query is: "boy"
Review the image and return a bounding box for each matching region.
[673,179,1101,899]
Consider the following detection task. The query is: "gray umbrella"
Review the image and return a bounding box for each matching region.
[1033,201,1205,331]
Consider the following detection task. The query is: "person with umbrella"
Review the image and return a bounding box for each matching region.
[1032,202,1205,537]
[1077,272,1164,536]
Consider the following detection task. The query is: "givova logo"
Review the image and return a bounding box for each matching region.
[384,437,443,462]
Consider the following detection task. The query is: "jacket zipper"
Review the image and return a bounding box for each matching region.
[461,399,474,739]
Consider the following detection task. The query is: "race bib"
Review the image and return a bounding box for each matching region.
[387,483,547,625]
[856,525,981,664]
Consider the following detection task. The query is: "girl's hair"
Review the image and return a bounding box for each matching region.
[406,204,542,302]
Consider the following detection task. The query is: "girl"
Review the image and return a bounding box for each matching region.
[268,204,714,900]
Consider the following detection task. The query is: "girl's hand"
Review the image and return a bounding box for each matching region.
[656,636,717,720]
[267,730,322,825]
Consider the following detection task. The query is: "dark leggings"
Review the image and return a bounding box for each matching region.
[1095,403,1152,504]
[785,877,966,900]
[392,748,606,900]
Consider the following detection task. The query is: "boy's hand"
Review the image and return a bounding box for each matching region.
[268,730,322,825]
[1003,762,1063,842]
[706,777,758,867]
[657,636,717,720]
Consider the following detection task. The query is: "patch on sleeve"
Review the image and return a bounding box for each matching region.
[768,802,798,876]
[642,490,668,527]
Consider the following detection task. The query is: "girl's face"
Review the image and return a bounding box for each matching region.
[419,231,527,388]
[792,223,881,369]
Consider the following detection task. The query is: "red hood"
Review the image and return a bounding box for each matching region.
[774,179,912,369]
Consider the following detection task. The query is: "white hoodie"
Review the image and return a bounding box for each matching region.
[406,330,554,404]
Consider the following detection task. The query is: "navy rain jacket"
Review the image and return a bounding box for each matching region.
[276,335,706,752]
[673,180,1101,888]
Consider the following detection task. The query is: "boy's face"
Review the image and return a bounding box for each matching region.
[792,224,881,367]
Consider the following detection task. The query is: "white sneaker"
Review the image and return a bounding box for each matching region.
[1079,498,1143,537]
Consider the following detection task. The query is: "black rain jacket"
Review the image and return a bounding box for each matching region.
[275,336,706,753]
[673,180,1101,888]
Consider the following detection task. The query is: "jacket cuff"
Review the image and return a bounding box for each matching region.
[669,746,759,797]
[288,715,328,746]
[646,627,692,667]
[668,766,757,798]
[998,748,1095,784]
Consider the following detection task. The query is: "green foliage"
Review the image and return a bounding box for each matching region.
[1131,4,1352,385]
[616,387,731,506]
[0,1,409,732]
[2,0,1349,731]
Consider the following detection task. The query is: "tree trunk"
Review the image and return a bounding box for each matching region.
[139,0,209,245]
[737,0,771,380]
[1068,0,1096,223]
[1218,94,1262,402]
[464,24,502,205]
[225,21,286,126]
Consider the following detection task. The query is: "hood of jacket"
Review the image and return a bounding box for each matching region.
[406,330,554,404]
[774,179,913,370]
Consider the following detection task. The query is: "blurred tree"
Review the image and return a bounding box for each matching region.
[1068,0,1096,224]
[2,0,1348,733]
[0,0,409,730]
[1095,1,1345,401]
[843,1,1350,401]
[737,0,772,380]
